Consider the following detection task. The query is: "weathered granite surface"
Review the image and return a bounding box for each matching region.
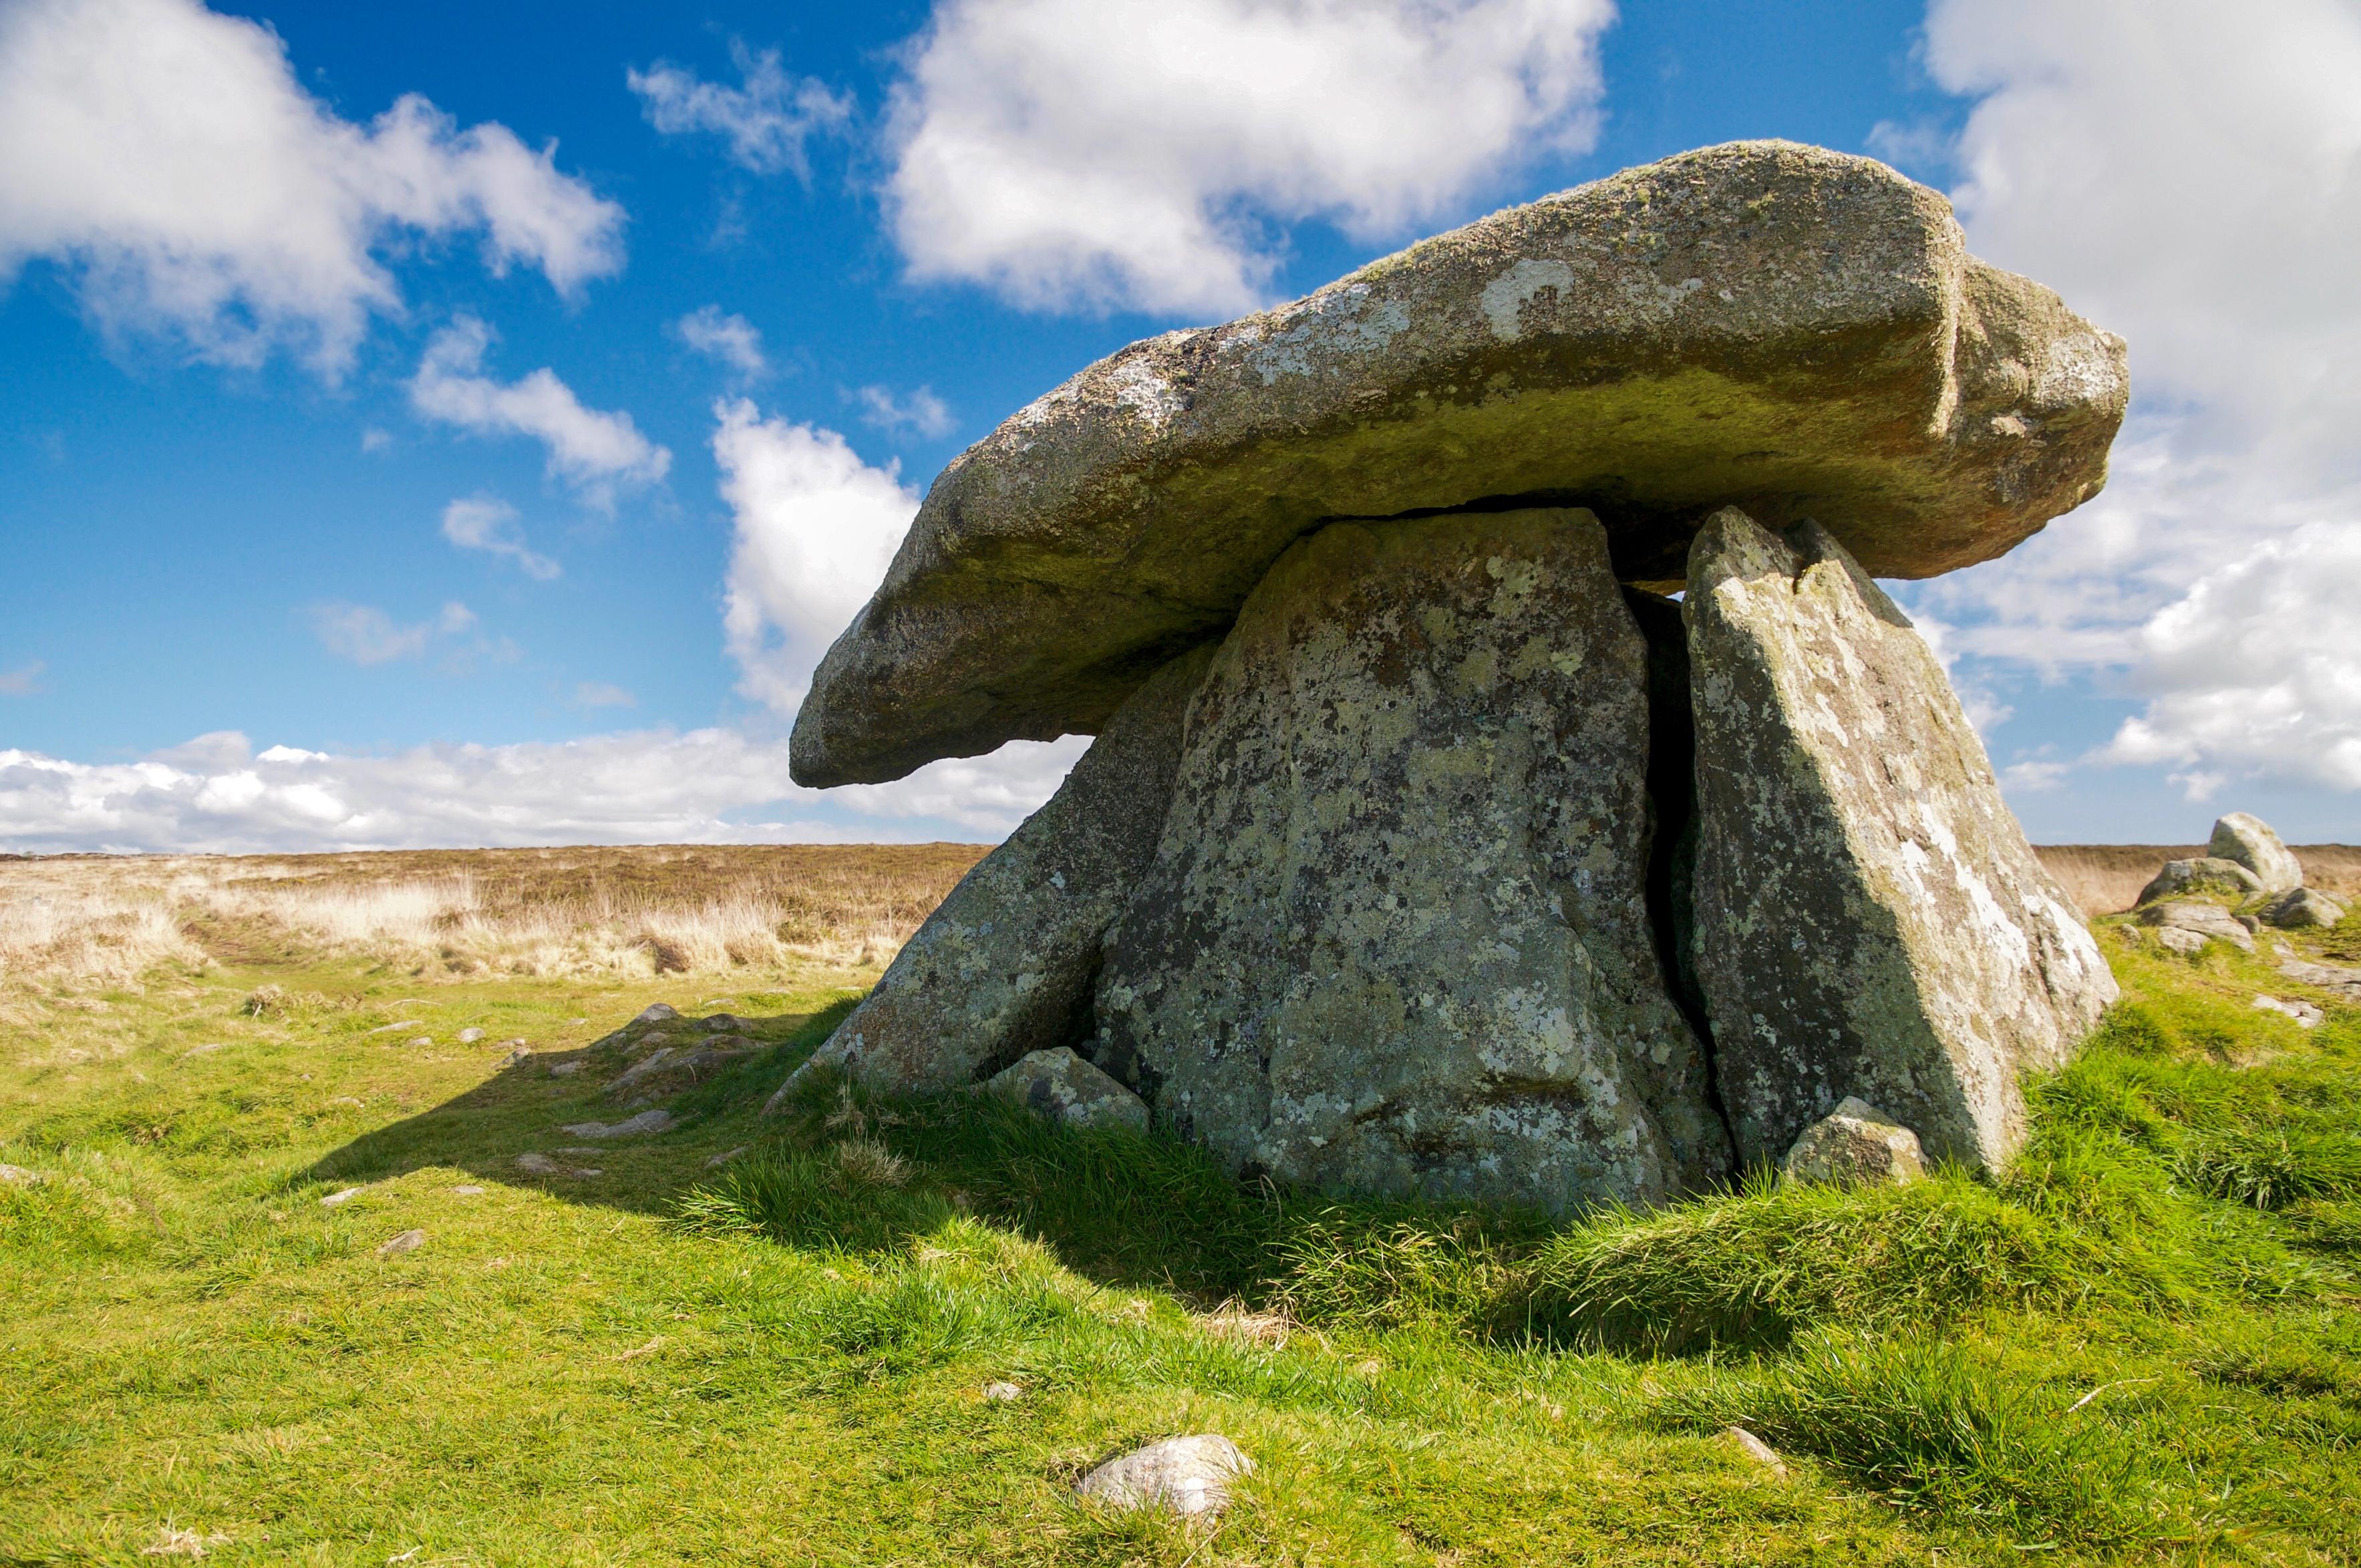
[1094,508,1730,1212]
[1782,1096,1927,1187]
[767,646,1212,1110]
[2137,856,2263,906]
[2210,812,2304,894]
[1685,508,2116,1172]
[986,1047,1150,1132]
[793,141,2127,786]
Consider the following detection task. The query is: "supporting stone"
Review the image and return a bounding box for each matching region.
[1684,508,2116,1172]
[767,645,1213,1110]
[1095,508,1731,1212]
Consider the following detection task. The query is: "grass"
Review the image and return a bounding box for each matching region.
[3,854,2360,1563]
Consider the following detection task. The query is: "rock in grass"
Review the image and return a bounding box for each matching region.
[1076,1434,1252,1517]
[1782,1098,1927,1187]
[376,1228,425,1257]
[981,1381,1024,1403]
[2141,900,2255,954]
[319,1185,365,1207]
[458,1028,486,1044]
[498,1042,531,1067]
[792,141,2124,788]
[703,1145,747,1169]
[1685,508,2117,1174]
[987,1048,1149,1132]
[1097,510,1730,1212]
[2252,995,2326,1029]
[546,1061,584,1078]
[635,1003,679,1026]
[603,1047,675,1095]
[772,645,1213,1107]
[452,1185,486,1196]
[514,1152,562,1174]
[2279,955,2361,1001]
[2210,812,2303,894]
[561,1109,674,1140]
[0,1163,42,1186]
[2261,888,2348,929]
[2154,927,2209,957]
[1724,1426,1788,1476]
[2137,856,2263,906]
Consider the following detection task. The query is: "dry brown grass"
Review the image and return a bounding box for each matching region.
[0,843,987,989]
[2034,844,2361,916]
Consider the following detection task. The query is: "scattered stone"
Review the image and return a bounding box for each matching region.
[452,1184,486,1195]
[703,1146,748,1169]
[2141,901,2256,953]
[1686,510,2117,1172]
[791,142,2124,788]
[2280,956,2361,1002]
[366,1020,424,1036]
[635,1003,679,1026]
[0,1163,42,1186]
[514,1152,562,1174]
[1782,1098,1927,1187]
[981,1380,1024,1403]
[2261,888,2348,929]
[1724,1426,1788,1476]
[603,1047,675,1096]
[775,644,1215,1106]
[406,1036,432,1048]
[547,1061,585,1078]
[2209,812,2304,894]
[319,1185,365,1207]
[376,1229,426,1257]
[986,1048,1150,1133]
[561,1109,675,1140]
[2137,856,2263,906]
[2155,927,2208,956]
[498,1043,532,1067]
[702,1013,744,1033]
[2253,995,2326,1029]
[1075,1434,1253,1518]
[1096,510,1728,1211]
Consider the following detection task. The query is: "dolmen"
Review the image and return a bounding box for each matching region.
[770,142,2126,1212]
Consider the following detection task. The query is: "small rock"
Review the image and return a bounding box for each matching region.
[2140,900,2256,953]
[319,1185,365,1207]
[2156,926,2209,955]
[1075,1434,1252,1517]
[452,1184,486,1195]
[1782,1097,1926,1187]
[514,1152,562,1174]
[603,1047,675,1095]
[703,1146,748,1169]
[498,1044,532,1068]
[2252,995,2325,1029]
[458,1028,486,1044]
[2281,955,2361,1001]
[2209,812,2304,894]
[406,1036,433,1048]
[986,1047,1151,1132]
[703,1013,744,1032]
[377,1228,426,1257]
[547,1061,585,1078]
[635,1003,679,1026]
[0,1163,42,1186]
[1724,1426,1788,1476]
[2260,888,2348,929]
[366,1020,424,1036]
[981,1380,1024,1402]
[561,1109,675,1140]
[2137,856,2263,906]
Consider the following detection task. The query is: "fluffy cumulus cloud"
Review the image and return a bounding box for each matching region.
[627,41,852,177]
[856,383,955,440]
[440,494,559,580]
[1893,0,2361,802]
[883,0,1615,315]
[711,399,917,715]
[0,728,1084,853]
[409,318,671,506]
[673,305,769,382]
[0,0,623,374]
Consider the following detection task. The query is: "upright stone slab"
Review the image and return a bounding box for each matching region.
[1096,509,1731,1212]
[769,646,1211,1108]
[1684,508,2116,1170]
[2209,812,2302,895]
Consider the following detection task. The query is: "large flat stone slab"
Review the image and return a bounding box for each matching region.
[1684,508,2117,1171]
[1094,508,1731,1212]
[769,645,1212,1107]
[794,140,2126,786]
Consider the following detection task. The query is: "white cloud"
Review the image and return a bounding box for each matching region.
[882,0,1616,315]
[308,600,477,666]
[673,305,768,382]
[0,0,624,375]
[360,426,394,454]
[0,727,1083,852]
[1897,0,2361,802]
[410,317,671,506]
[627,41,852,177]
[856,383,955,439]
[0,661,45,695]
[711,399,917,716]
[440,494,559,581]
[573,681,636,709]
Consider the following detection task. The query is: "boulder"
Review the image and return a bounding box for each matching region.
[1076,1435,1252,1517]
[986,1047,1150,1132]
[2154,927,2209,956]
[1781,1096,1927,1187]
[770,646,1213,1109]
[2140,900,2256,953]
[792,141,2126,786]
[1095,508,1731,1212]
[2260,887,2347,929]
[2280,955,2361,1001]
[2209,812,2302,894]
[2137,856,2263,906]
[2252,995,2325,1029]
[1684,508,2117,1172]
[560,1109,674,1140]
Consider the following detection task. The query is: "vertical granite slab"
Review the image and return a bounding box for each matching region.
[1094,508,1731,1212]
[1684,507,2116,1170]
[767,645,1213,1109]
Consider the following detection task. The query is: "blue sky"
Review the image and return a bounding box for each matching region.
[2,0,2356,851]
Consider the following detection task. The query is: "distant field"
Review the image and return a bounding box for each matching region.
[2034,844,2361,917]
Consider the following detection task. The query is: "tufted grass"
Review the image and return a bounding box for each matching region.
[3,869,2360,1563]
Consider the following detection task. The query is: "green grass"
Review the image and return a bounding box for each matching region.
[3,920,2360,1563]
